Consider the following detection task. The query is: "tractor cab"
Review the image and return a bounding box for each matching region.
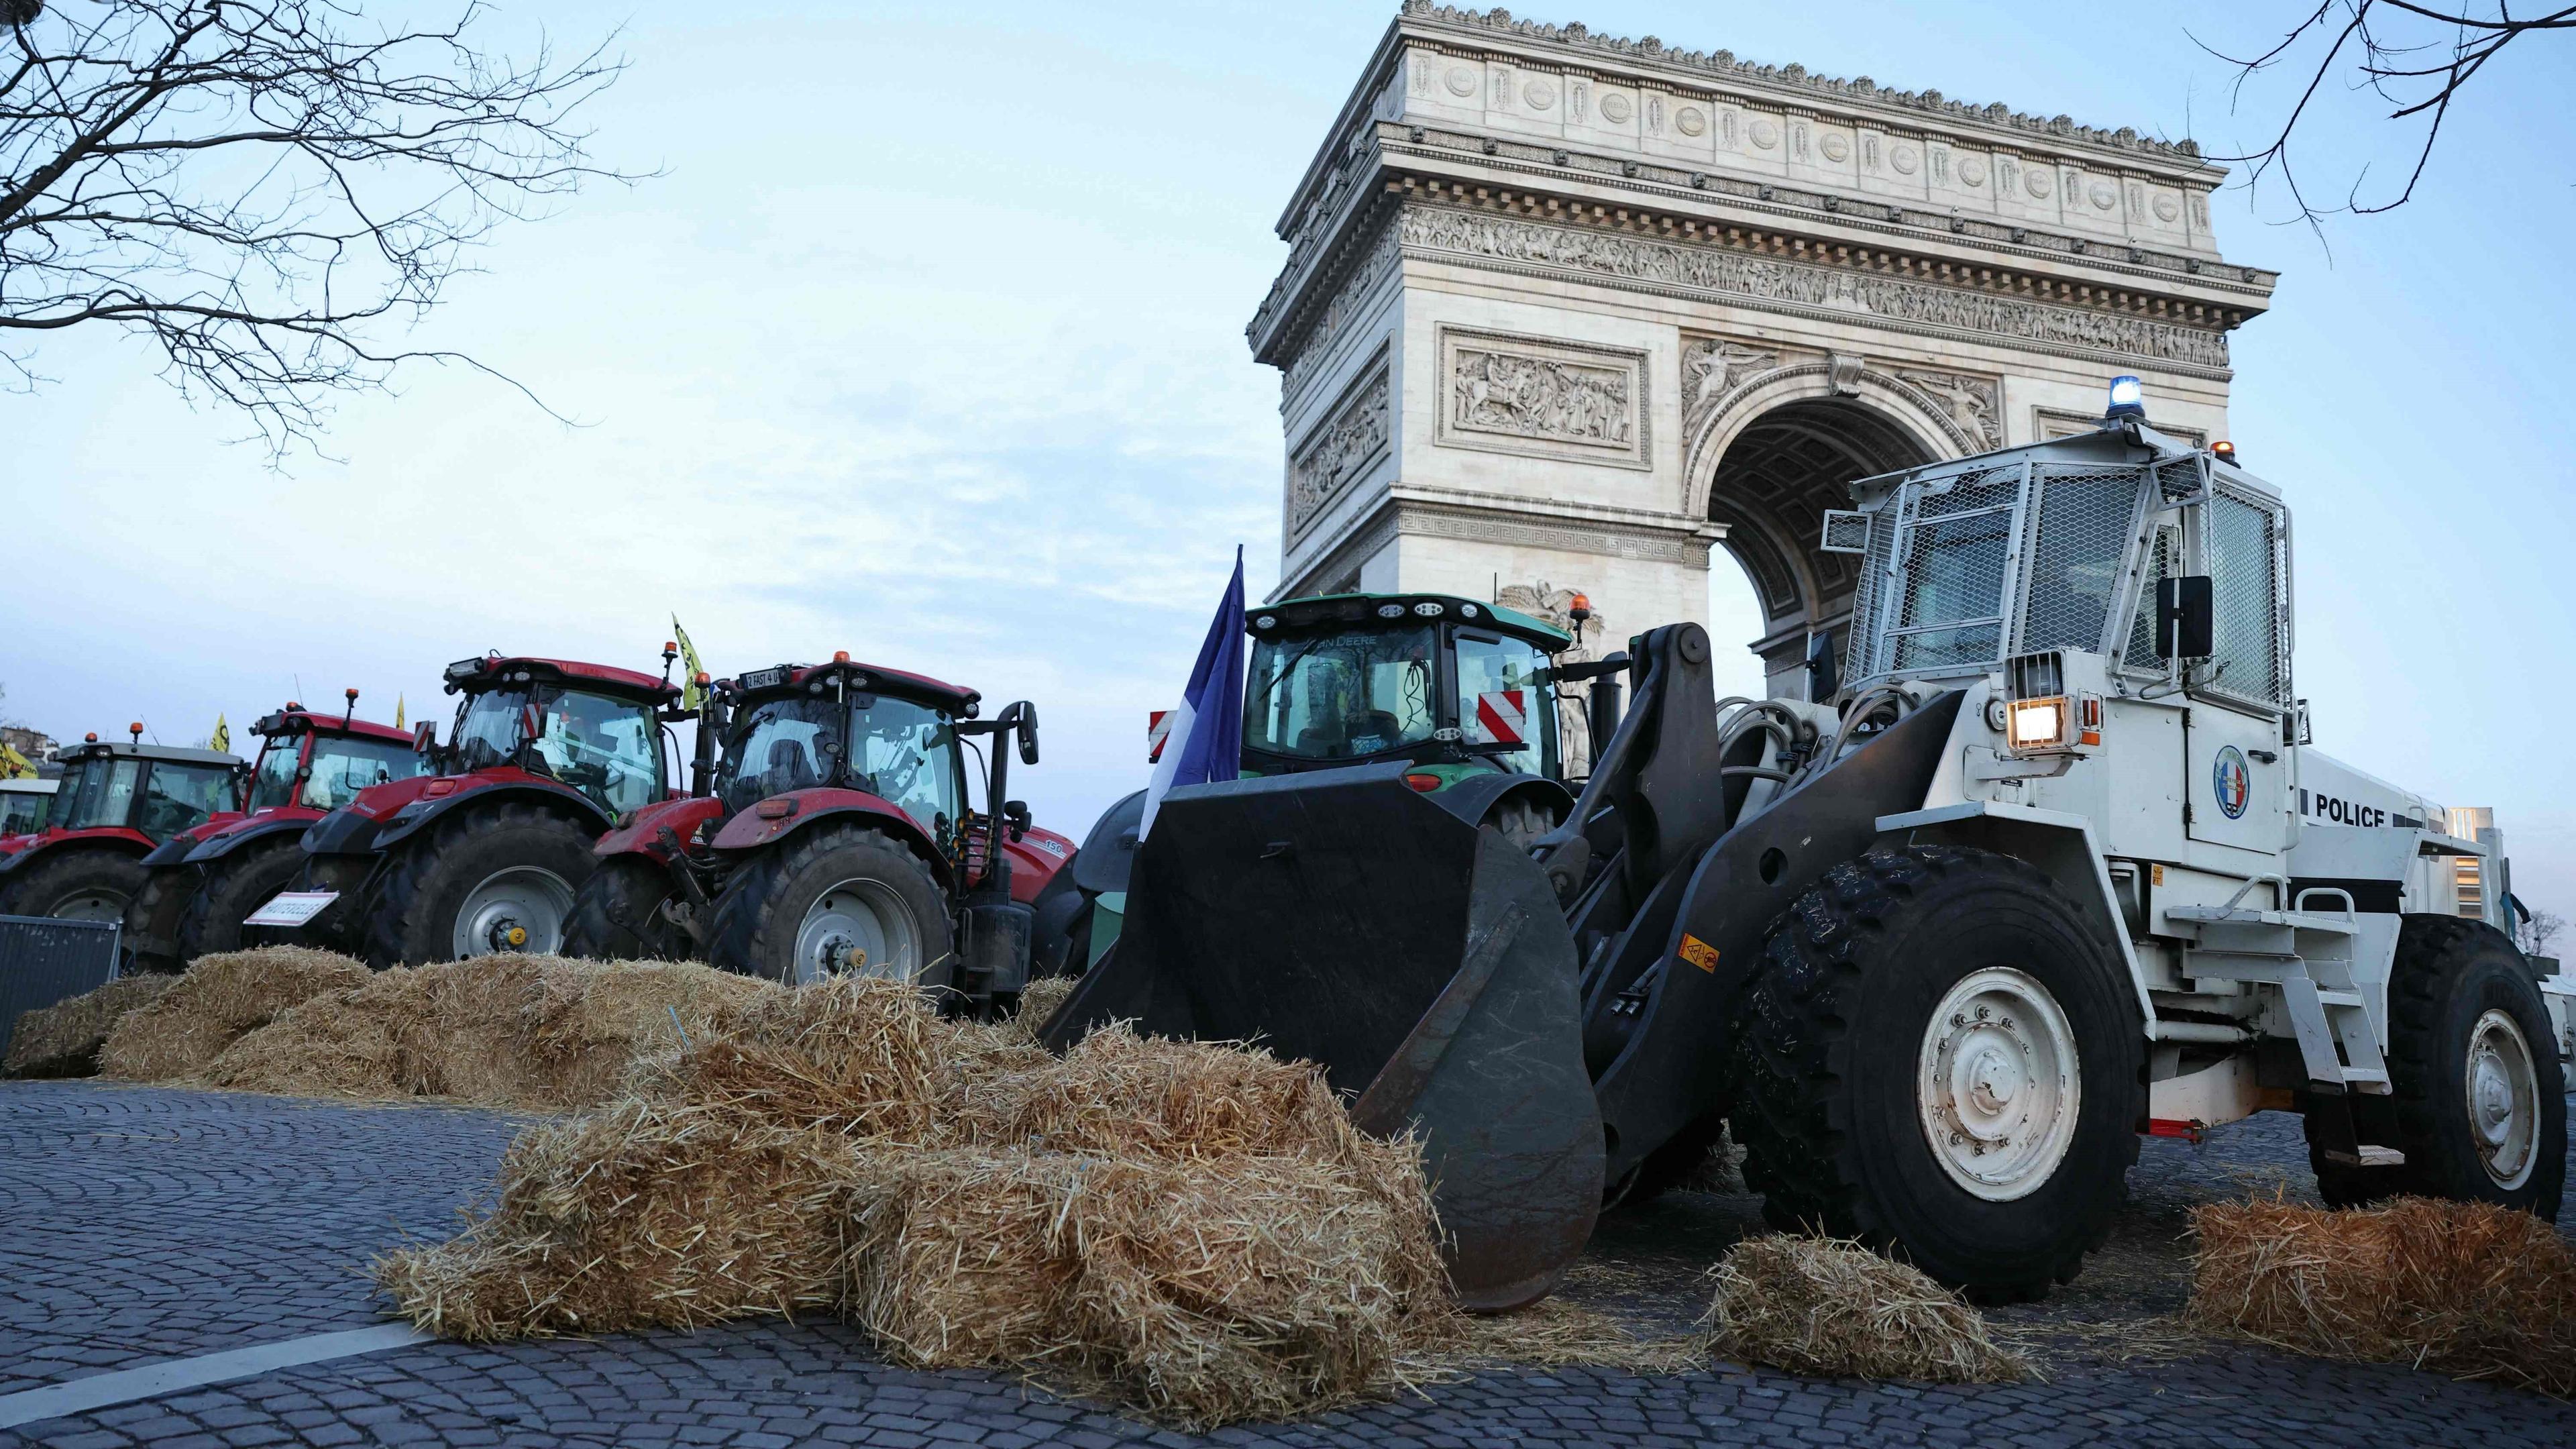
[423,654,678,820]
[242,704,427,814]
[0,779,56,839]
[713,657,975,844]
[0,733,245,924]
[7,736,243,854]
[1241,592,1572,789]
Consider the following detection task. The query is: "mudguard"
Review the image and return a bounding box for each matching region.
[594,795,726,862]
[367,775,609,852]
[708,788,951,888]
[180,813,315,865]
[1425,770,1576,833]
[0,828,154,877]
[1038,762,1603,1311]
[1067,789,1147,897]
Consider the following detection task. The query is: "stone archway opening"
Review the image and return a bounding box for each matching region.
[1706,398,1936,700]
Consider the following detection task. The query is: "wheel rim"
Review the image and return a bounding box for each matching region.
[451,867,576,959]
[47,887,129,922]
[791,877,921,985]
[1917,966,2082,1201]
[2465,1008,2540,1190]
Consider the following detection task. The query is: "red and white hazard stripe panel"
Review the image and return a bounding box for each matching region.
[1146,709,1173,763]
[1471,689,1528,746]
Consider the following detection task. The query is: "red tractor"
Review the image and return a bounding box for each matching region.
[0,728,245,926]
[567,653,1073,1012]
[121,694,424,973]
[272,651,686,967]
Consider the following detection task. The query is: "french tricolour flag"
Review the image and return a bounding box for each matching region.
[1138,547,1247,839]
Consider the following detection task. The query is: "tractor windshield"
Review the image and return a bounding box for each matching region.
[303,737,425,810]
[720,693,963,831]
[50,757,140,831]
[451,688,533,773]
[248,738,301,810]
[527,690,664,816]
[450,686,663,816]
[138,761,237,839]
[1244,625,1438,763]
[0,790,46,836]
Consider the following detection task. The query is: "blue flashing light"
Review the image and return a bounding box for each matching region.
[2105,375,2145,419]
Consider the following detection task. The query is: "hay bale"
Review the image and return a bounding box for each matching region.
[100,947,370,1081]
[377,1097,860,1338]
[204,954,771,1110]
[2188,1195,2576,1395]
[851,1144,1446,1426]
[5,975,174,1079]
[1703,1234,2027,1383]
[380,981,1453,1426]
[1012,975,1077,1039]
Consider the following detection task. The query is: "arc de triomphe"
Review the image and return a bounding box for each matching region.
[1252,3,2277,698]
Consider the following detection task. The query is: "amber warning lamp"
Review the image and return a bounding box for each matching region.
[1567,592,1593,628]
[833,650,851,663]
[129,722,144,743]
[2211,439,2239,466]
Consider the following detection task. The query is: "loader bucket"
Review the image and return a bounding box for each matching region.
[1038,762,1603,1310]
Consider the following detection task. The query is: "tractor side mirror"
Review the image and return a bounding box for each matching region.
[412,721,439,755]
[1016,704,1040,767]
[1004,799,1032,839]
[2157,576,2215,661]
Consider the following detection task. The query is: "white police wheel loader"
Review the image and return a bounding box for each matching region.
[1040,382,2569,1309]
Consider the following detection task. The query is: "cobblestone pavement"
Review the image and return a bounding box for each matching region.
[5,1079,2575,1448]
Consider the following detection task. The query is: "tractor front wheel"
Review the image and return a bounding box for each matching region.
[120,863,200,973]
[1729,844,2141,1302]
[364,803,597,968]
[564,857,697,962]
[2311,915,2566,1216]
[706,824,953,987]
[177,839,308,964]
[0,848,147,926]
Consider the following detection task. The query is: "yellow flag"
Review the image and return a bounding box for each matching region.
[210,712,231,753]
[0,742,31,780]
[394,694,406,731]
[674,616,707,710]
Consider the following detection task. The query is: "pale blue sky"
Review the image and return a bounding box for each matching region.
[9,2,2572,910]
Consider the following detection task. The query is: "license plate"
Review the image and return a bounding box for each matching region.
[245,890,339,928]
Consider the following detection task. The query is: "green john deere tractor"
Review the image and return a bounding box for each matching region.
[1028,590,1619,977]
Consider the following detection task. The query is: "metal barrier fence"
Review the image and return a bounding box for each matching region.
[0,916,122,1062]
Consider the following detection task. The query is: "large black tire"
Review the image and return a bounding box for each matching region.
[1730,844,2143,1302]
[2307,915,2565,1216]
[1483,794,1561,853]
[564,857,696,962]
[120,863,200,973]
[363,802,600,969]
[176,838,307,965]
[0,847,148,926]
[705,823,953,986]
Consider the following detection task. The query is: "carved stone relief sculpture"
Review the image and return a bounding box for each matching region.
[1288,366,1391,536]
[1438,327,1651,469]
[1898,368,2002,449]
[1682,336,1781,435]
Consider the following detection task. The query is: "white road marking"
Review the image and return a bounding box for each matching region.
[0,1323,429,1429]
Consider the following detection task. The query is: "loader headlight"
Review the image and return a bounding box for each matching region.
[2006,697,2069,751]
[2105,375,2145,419]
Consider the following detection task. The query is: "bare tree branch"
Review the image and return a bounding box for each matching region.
[0,0,642,459]
[2196,1,2561,225]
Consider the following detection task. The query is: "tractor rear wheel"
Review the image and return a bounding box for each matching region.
[565,857,696,962]
[2310,915,2565,1216]
[120,863,200,973]
[1482,795,1560,852]
[0,848,148,926]
[706,824,953,987]
[177,839,307,965]
[364,803,597,968]
[1730,844,2141,1302]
